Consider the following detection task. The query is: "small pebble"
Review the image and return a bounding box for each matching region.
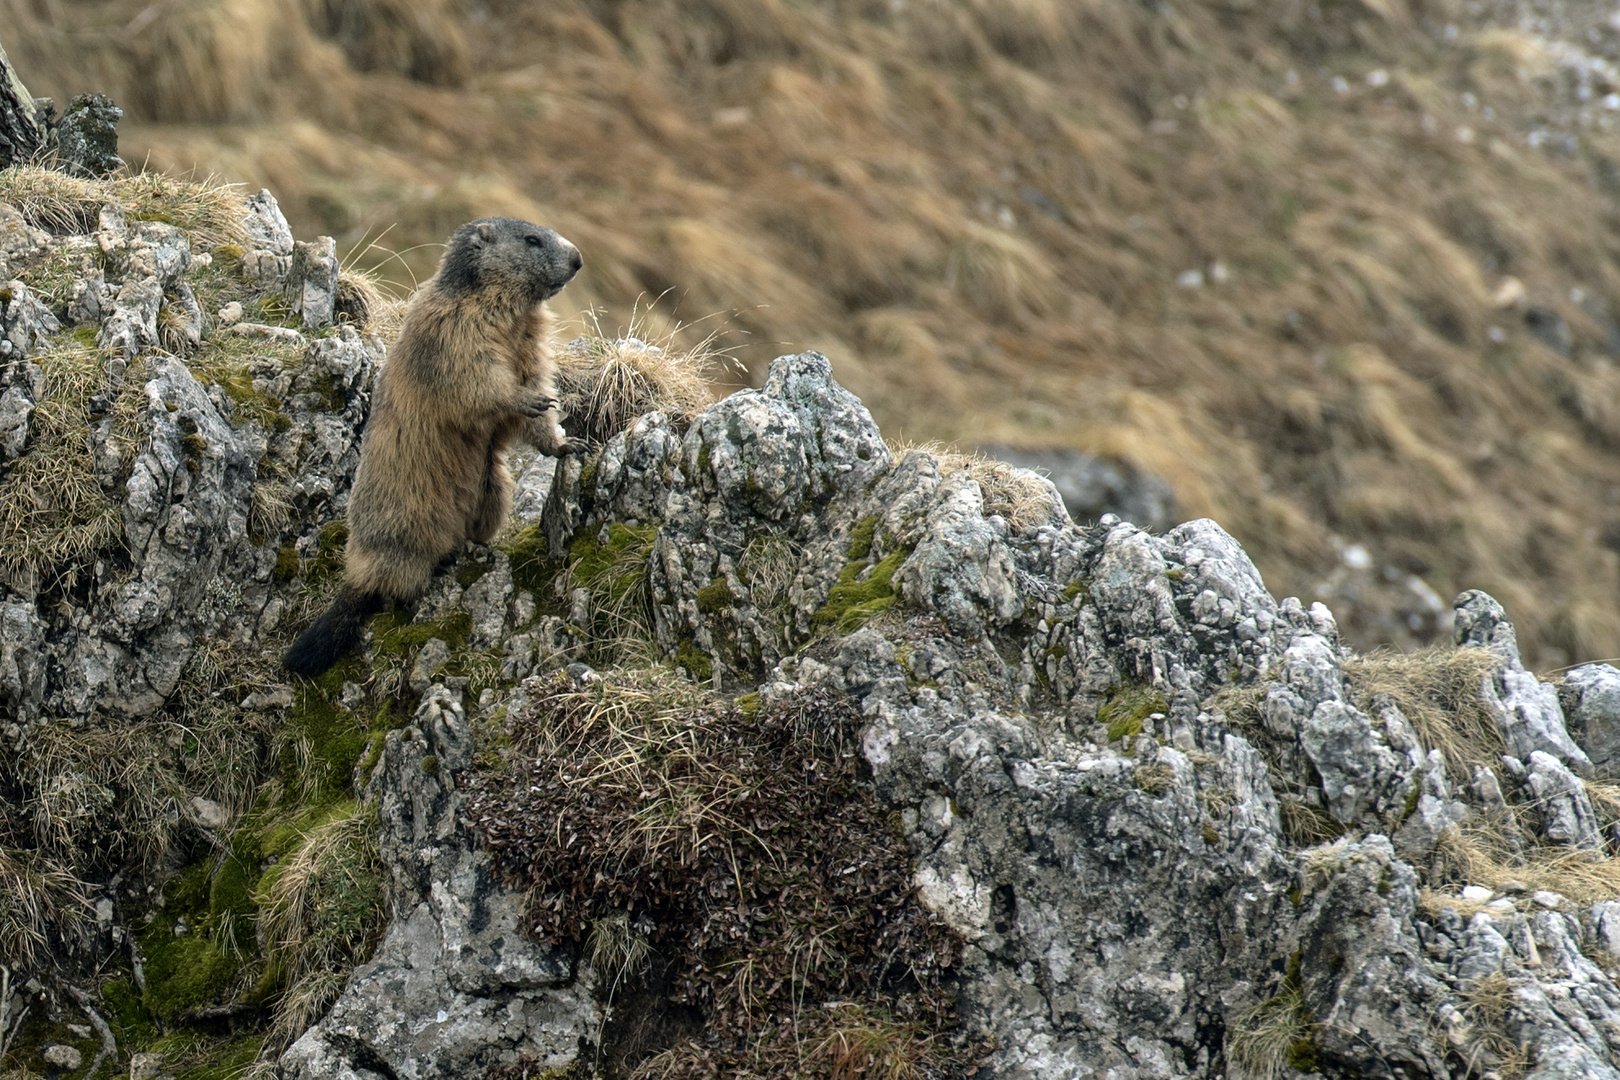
[1532,890,1565,909]
[1461,885,1493,903]
[217,301,244,326]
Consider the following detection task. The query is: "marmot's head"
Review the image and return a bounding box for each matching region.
[438,217,583,303]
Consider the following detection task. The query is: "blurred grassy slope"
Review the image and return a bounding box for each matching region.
[10,0,1620,667]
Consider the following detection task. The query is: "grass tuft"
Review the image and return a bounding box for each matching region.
[554,309,728,447]
[1342,645,1506,784]
[0,339,142,593]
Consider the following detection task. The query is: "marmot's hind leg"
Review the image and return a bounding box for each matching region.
[470,448,514,544]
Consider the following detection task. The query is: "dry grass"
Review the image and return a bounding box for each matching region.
[0,166,248,244]
[1429,829,1620,908]
[553,309,727,447]
[1225,979,1317,1080]
[0,850,92,972]
[255,802,383,1047]
[739,531,801,614]
[1455,972,1531,1080]
[23,723,187,868]
[1342,645,1506,784]
[464,673,970,1075]
[891,440,1063,532]
[0,340,141,594]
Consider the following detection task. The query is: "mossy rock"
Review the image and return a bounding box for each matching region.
[695,577,732,615]
[1098,684,1167,742]
[502,523,555,595]
[810,546,912,634]
[676,636,713,680]
[846,514,880,560]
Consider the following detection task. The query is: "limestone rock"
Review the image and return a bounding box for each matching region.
[286,236,338,329]
[280,685,597,1080]
[242,189,295,291]
[1457,589,1594,775]
[1560,663,1620,779]
[55,93,123,178]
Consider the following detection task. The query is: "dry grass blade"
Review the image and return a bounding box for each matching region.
[0,850,93,971]
[811,1004,929,1080]
[113,171,250,249]
[256,801,383,1045]
[0,165,106,234]
[554,309,728,446]
[1341,645,1506,783]
[1226,980,1317,1080]
[0,341,144,594]
[889,441,1063,532]
[24,722,187,868]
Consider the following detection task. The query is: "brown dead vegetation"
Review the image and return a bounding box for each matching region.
[10,1,1620,668]
[463,671,972,1079]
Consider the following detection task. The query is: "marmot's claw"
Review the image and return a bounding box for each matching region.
[517,392,556,418]
[555,437,582,458]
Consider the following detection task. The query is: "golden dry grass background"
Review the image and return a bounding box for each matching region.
[8,0,1620,666]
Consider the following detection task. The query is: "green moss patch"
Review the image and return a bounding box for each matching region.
[695,577,732,614]
[275,541,300,581]
[502,523,555,596]
[675,636,713,680]
[810,546,912,635]
[1099,684,1168,742]
[846,514,880,560]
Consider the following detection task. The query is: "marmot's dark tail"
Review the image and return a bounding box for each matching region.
[283,585,387,677]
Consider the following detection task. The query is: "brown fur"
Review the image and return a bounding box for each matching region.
[345,288,571,600]
[284,217,580,676]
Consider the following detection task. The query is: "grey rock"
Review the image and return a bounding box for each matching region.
[0,358,39,458]
[894,472,1022,637]
[242,189,295,290]
[1282,633,1406,823]
[1526,750,1604,849]
[0,596,46,722]
[281,685,597,1080]
[1561,663,1620,779]
[2,280,60,359]
[408,638,451,695]
[1456,589,1594,776]
[981,443,1180,531]
[41,1044,81,1070]
[0,38,46,169]
[1392,749,1469,860]
[287,236,338,329]
[55,93,123,179]
[128,1052,164,1080]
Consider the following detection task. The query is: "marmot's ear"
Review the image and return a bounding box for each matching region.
[475,222,496,245]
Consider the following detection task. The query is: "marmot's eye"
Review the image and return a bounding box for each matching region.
[526,235,543,247]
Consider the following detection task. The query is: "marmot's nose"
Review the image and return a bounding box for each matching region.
[569,249,583,273]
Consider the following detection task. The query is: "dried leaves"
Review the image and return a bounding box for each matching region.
[464,674,974,1078]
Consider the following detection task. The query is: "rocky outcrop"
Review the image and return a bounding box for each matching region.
[283,353,1620,1079]
[5,176,1620,1079]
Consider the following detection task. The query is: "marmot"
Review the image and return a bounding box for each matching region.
[283,217,582,677]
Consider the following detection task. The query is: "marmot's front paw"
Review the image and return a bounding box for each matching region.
[554,436,582,457]
[516,389,557,418]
